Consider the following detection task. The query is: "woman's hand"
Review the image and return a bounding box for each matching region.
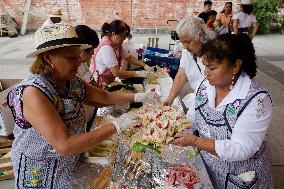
[170,131,197,147]
[144,65,154,72]
[134,91,160,103]
[135,70,148,77]
[112,113,142,133]
[163,96,174,106]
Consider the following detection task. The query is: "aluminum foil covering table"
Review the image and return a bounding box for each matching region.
[71,76,213,188]
[110,137,214,189]
[71,137,213,189]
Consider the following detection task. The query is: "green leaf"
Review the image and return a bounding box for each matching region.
[187,149,198,159]
[254,0,281,34]
[132,143,161,154]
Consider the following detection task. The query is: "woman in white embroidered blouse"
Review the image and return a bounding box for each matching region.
[171,34,273,188]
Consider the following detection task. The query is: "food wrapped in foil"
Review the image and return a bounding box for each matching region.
[110,137,214,189]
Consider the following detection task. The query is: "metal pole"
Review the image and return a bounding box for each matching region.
[20,0,32,35]
[131,0,134,30]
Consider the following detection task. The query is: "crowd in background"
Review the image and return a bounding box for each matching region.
[198,0,258,38]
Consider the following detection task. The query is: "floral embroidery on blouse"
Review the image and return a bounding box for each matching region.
[25,161,48,187]
[227,100,242,116]
[197,84,207,102]
[256,97,266,118]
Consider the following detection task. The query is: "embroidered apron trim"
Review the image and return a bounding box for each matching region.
[194,79,273,189]
[224,91,268,134]
[17,153,58,189]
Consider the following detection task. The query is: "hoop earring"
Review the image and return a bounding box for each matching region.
[51,64,54,69]
[230,75,235,90]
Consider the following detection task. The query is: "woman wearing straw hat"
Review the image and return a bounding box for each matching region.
[42,8,63,27]
[232,0,258,38]
[7,23,159,189]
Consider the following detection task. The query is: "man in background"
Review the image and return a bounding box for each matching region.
[42,9,63,27]
[206,10,217,30]
[198,0,212,23]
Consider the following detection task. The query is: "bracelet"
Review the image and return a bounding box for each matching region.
[193,136,199,147]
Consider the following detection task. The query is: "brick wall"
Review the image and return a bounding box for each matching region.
[0,0,240,31]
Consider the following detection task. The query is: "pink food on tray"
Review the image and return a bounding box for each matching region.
[165,163,200,189]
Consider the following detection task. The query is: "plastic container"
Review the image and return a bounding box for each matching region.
[85,140,114,165]
[144,47,180,79]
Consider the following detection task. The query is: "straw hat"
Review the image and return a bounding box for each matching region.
[240,0,254,4]
[49,9,63,18]
[26,23,91,58]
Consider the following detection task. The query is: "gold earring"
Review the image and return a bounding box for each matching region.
[230,75,235,90]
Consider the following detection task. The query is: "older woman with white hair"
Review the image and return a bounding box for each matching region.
[163,16,215,106]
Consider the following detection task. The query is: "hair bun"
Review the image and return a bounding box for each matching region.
[101,22,110,34]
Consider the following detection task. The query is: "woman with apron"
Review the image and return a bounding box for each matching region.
[171,34,273,189]
[89,20,152,89]
[8,24,159,189]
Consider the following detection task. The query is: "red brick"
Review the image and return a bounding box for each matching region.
[0,0,238,30]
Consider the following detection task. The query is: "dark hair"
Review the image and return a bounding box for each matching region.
[75,25,99,48]
[220,2,233,13]
[125,23,131,37]
[204,0,212,6]
[101,20,130,37]
[241,4,254,15]
[208,10,217,17]
[202,34,257,79]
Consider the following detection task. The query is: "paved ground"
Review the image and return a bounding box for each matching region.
[0,33,284,189]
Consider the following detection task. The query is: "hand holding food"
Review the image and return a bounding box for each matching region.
[124,104,192,153]
[112,113,142,134]
[134,91,160,104]
[170,131,197,147]
[144,65,154,71]
[135,70,148,77]
[163,96,175,106]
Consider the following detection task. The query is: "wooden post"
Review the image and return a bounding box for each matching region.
[0,18,2,37]
[20,0,32,35]
[155,38,159,48]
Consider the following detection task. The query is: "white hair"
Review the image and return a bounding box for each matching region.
[176,16,215,43]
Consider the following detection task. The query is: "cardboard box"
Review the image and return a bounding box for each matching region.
[0,79,22,136]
